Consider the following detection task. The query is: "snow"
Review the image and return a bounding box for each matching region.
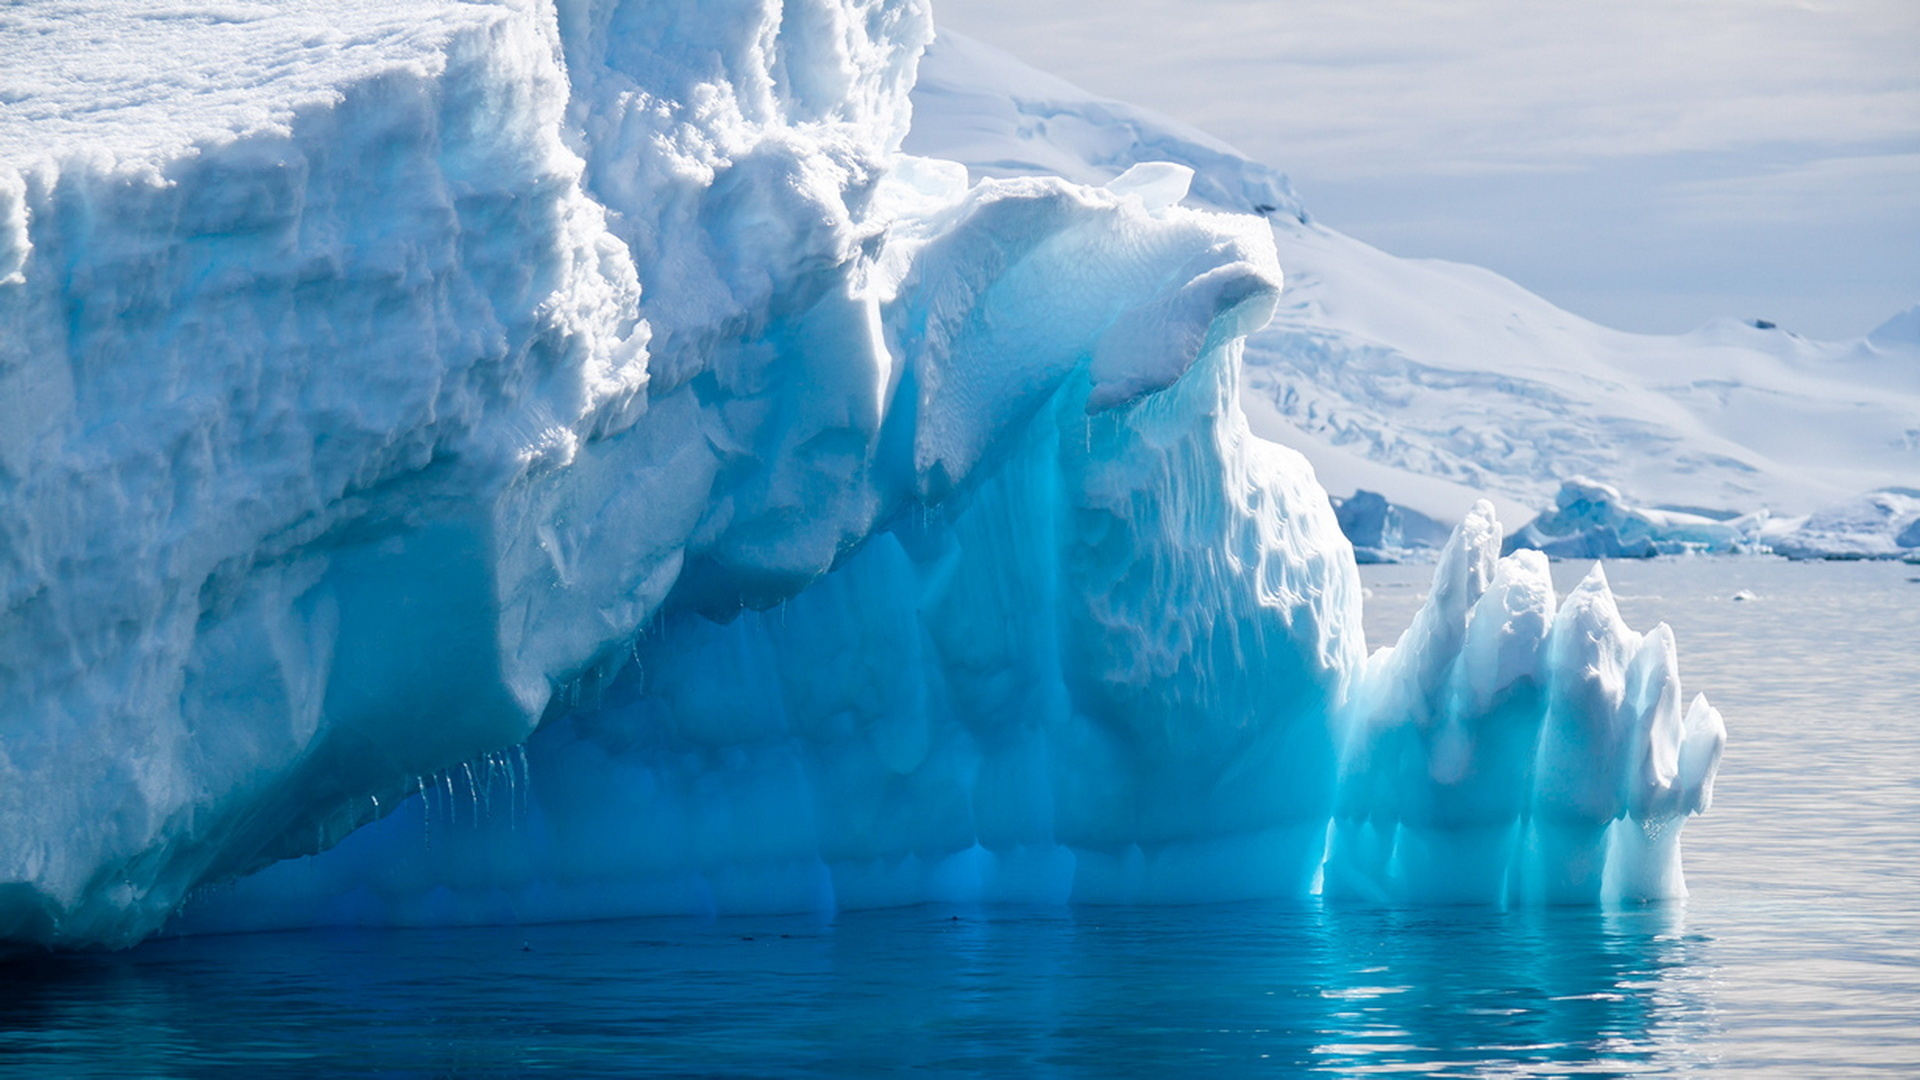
[0,3,510,170]
[1868,304,1920,349]
[906,30,1920,534]
[2,2,1719,948]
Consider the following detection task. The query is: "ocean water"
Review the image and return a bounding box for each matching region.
[2,558,1916,1077]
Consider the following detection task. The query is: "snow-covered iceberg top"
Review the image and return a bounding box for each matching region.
[1,0,1721,949]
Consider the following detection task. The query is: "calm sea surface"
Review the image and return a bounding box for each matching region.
[3,559,1916,1077]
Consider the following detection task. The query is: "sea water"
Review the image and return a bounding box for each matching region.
[2,559,1915,1077]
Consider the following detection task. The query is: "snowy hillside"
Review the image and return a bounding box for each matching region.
[3,1,1719,948]
[907,31,1920,537]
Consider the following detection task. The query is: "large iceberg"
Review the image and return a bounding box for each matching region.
[0,1,1722,949]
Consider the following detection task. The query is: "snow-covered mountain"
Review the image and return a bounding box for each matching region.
[907,30,1920,543]
[2,0,1720,949]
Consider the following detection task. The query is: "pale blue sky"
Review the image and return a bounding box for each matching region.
[934,0,1920,339]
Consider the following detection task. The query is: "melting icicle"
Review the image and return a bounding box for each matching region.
[460,762,478,827]
[514,744,531,824]
[418,774,432,850]
[498,749,514,825]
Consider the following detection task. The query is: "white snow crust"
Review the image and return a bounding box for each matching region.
[1,2,1721,948]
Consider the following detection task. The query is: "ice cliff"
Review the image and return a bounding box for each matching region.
[1,1,1721,949]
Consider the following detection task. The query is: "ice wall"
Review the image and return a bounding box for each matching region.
[1,1,1722,949]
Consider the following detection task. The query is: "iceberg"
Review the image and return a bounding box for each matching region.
[1333,489,1453,564]
[1505,478,1759,559]
[1,0,1722,949]
[1333,505,1724,906]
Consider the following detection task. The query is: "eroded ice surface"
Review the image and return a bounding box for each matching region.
[1,1,1721,948]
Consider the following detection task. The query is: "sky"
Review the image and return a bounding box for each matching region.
[932,0,1920,340]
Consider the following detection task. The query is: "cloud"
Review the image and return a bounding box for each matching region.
[933,0,1920,338]
[1666,152,1920,224]
[935,0,1920,180]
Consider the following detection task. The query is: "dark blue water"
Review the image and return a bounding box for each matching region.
[3,559,1916,1077]
[2,904,1721,1077]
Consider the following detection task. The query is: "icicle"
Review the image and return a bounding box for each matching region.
[498,750,516,831]
[514,744,531,822]
[460,762,478,827]
[418,774,432,850]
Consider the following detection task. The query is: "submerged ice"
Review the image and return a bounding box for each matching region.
[0,0,1723,949]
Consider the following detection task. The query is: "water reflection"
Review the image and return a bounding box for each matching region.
[0,901,1716,1076]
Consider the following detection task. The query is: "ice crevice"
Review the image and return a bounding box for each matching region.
[0,0,1722,948]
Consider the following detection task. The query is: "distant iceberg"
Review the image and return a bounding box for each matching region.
[1501,479,1920,562]
[1504,478,1760,559]
[0,0,1721,949]
[1494,478,1920,562]
[1762,489,1920,561]
[1334,490,1453,563]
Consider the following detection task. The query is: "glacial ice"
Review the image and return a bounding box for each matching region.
[1,1,1722,948]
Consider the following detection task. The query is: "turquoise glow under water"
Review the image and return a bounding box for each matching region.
[3,559,1916,1076]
